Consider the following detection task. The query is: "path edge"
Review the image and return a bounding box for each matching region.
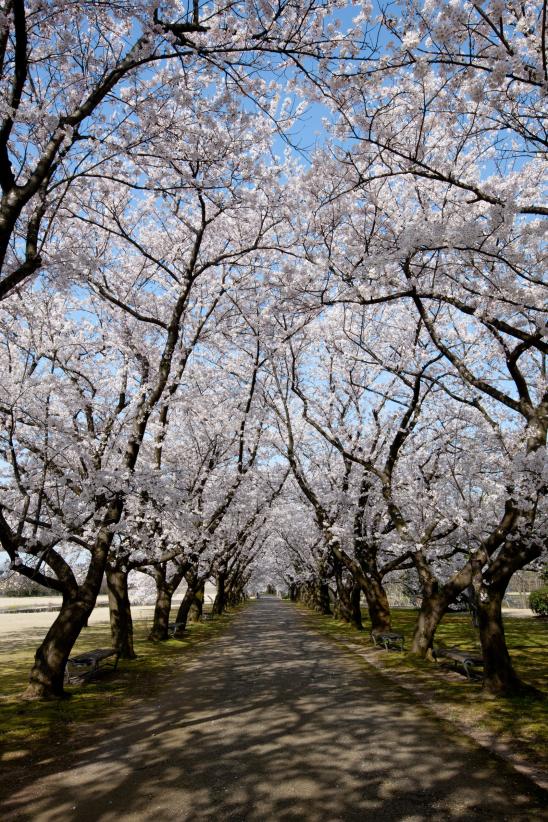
[291,604,548,794]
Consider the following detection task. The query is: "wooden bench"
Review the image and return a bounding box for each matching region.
[65,648,120,683]
[371,631,405,652]
[168,622,186,637]
[434,646,483,680]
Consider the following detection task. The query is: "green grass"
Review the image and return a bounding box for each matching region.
[0,609,240,767]
[300,605,548,762]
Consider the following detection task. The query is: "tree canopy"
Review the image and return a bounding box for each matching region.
[0,0,545,699]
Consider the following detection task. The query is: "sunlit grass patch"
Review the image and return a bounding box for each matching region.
[299,604,548,762]
[0,608,238,767]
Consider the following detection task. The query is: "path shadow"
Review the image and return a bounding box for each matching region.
[2,600,547,821]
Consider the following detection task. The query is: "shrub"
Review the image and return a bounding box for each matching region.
[529,587,548,616]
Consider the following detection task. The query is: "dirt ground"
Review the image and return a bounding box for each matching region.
[0,601,154,636]
[0,591,217,636]
[0,598,533,638]
[1,598,546,822]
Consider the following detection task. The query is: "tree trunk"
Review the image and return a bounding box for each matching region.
[106,566,136,659]
[476,586,525,696]
[333,540,391,632]
[148,580,174,642]
[232,584,246,605]
[350,582,363,630]
[362,576,391,633]
[333,567,349,621]
[336,584,362,628]
[22,597,92,699]
[332,587,342,620]
[22,517,117,699]
[173,586,195,635]
[317,580,332,615]
[212,573,226,616]
[188,580,204,623]
[334,570,362,629]
[411,590,450,658]
[226,574,246,608]
[226,586,236,608]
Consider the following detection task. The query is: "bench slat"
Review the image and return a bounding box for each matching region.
[65,648,119,683]
[435,647,483,679]
[371,632,405,652]
[168,622,186,636]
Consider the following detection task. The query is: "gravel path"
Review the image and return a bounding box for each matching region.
[2,598,547,821]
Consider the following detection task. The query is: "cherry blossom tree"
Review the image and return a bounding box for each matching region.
[269,284,545,693]
[0,82,292,696]
[0,0,363,301]
[1,0,545,705]
[268,495,333,612]
[277,1,547,691]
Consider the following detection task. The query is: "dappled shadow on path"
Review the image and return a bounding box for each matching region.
[2,599,547,821]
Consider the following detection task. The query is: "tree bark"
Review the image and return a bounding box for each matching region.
[350,582,363,630]
[148,579,174,642]
[22,597,92,699]
[106,566,136,658]
[212,573,226,616]
[411,590,451,658]
[333,565,363,629]
[230,583,246,606]
[409,551,473,659]
[188,580,204,623]
[317,580,332,615]
[361,575,391,633]
[331,539,392,632]
[21,517,117,699]
[468,534,543,697]
[173,586,195,635]
[476,585,523,696]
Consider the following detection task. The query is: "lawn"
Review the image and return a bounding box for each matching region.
[0,608,240,768]
[300,605,548,763]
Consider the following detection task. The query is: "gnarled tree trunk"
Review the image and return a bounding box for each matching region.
[411,589,451,658]
[350,582,363,630]
[361,575,391,634]
[173,585,196,636]
[107,565,136,659]
[316,579,332,614]
[471,544,538,697]
[476,585,523,696]
[22,520,117,700]
[147,561,188,641]
[149,579,175,642]
[188,580,205,623]
[212,572,226,616]
[333,562,363,630]
[23,597,93,699]
[410,553,471,659]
